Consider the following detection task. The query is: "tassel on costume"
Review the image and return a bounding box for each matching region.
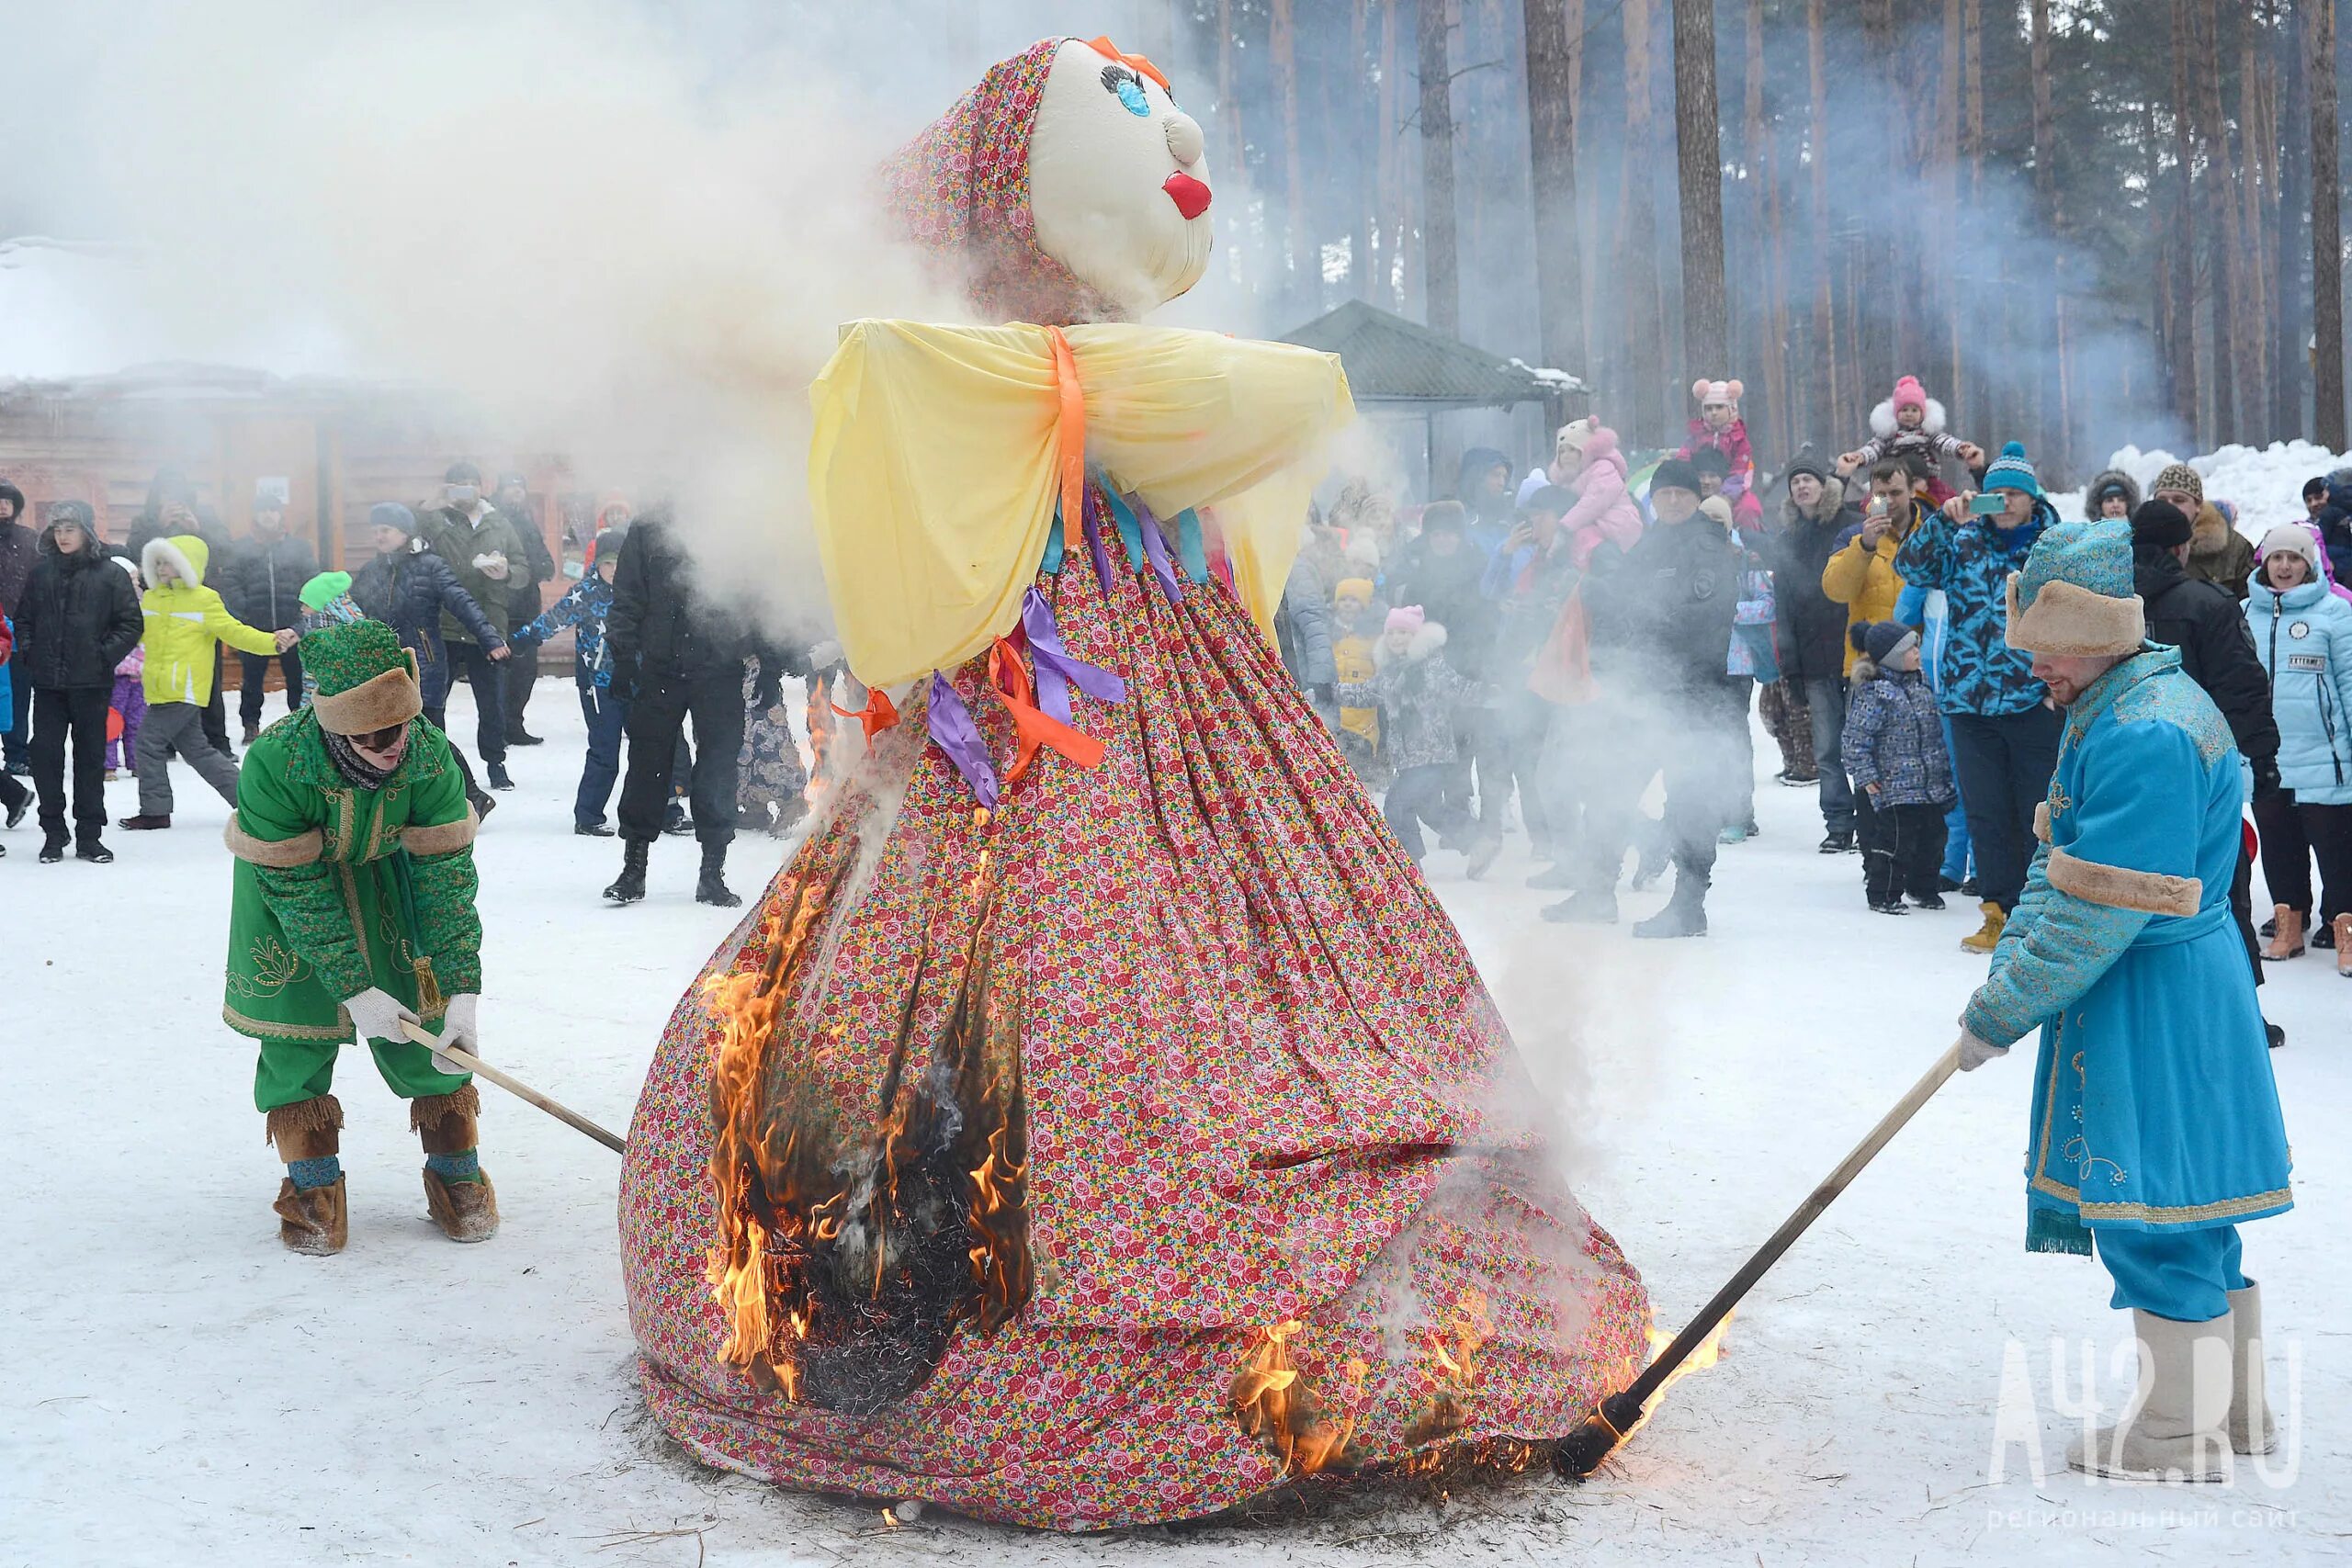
[2027,1204,2095,1257]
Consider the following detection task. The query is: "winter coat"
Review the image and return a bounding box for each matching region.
[1334,631,1378,749]
[1893,502,2052,716]
[514,571,619,692]
[138,536,281,705]
[1583,514,1743,694]
[0,518,37,615]
[0,614,13,714]
[2313,479,2352,585]
[1849,399,1973,478]
[1480,533,1580,689]
[1274,556,1337,690]
[124,512,232,577]
[222,707,480,1047]
[419,502,530,642]
[349,543,505,710]
[1821,498,1932,674]
[219,529,319,633]
[1454,446,1517,555]
[1676,416,1761,526]
[606,518,786,692]
[1765,477,1862,683]
[12,525,143,691]
[2134,549,2278,769]
[2083,468,2143,522]
[2187,502,2256,602]
[2245,573,2352,805]
[1558,434,1646,569]
[1336,623,1484,770]
[1387,536,1490,667]
[1842,662,1954,807]
[1962,648,2290,1252]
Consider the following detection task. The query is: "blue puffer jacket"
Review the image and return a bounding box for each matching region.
[1893,501,2052,716]
[514,571,617,692]
[1843,661,1956,807]
[2245,574,2352,805]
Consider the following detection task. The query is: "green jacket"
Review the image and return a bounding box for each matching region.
[221,709,481,1046]
[420,504,528,643]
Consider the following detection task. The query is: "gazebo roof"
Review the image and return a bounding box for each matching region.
[1279,299,1585,410]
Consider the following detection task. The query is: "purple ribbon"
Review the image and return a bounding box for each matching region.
[1081,486,1115,593]
[1021,588,1126,724]
[926,671,998,808]
[1131,495,1184,604]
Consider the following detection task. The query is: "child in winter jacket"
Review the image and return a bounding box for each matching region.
[105,643,145,781]
[2245,523,2352,971]
[1329,577,1383,783]
[511,529,628,835]
[0,615,28,835]
[120,534,289,829]
[1836,376,1985,500]
[1338,605,1487,869]
[1677,379,1762,530]
[1842,619,1956,915]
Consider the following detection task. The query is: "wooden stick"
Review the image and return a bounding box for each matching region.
[399,1019,628,1155]
[1558,1043,1962,1476]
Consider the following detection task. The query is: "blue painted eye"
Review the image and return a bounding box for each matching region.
[1115,78,1149,116]
[1101,63,1152,117]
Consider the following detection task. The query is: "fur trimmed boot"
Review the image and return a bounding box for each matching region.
[2229,1280,2278,1456]
[266,1094,348,1256]
[2261,905,2305,960]
[2068,1310,2233,1482]
[605,837,650,904]
[413,1085,500,1243]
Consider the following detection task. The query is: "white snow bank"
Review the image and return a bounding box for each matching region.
[2050,439,2352,538]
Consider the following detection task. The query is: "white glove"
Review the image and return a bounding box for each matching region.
[343,987,419,1045]
[431,993,481,1076]
[1956,1027,2008,1073]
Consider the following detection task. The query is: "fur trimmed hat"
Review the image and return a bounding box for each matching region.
[2151,462,2204,506]
[305,618,422,736]
[2006,519,2146,658]
[1699,495,1736,534]
[1691,378,1744,409]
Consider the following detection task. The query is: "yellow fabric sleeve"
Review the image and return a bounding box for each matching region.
[808,320,1354,688]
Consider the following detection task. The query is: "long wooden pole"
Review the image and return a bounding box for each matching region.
[1557,1043,1962,1477]
[400,1019,627,1155]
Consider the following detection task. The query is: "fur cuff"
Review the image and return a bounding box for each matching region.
[266,1093,345,1159]
[311,655,423,736]
[2034,801,2052,843]
[411,1083,481,1154]
[225,818,324,867]
[400,808,479,857]
[2005,573,2147,657]
[2044,846,2201,917]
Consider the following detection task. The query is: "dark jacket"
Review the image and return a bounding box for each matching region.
[1842,662,1955,807]
[350,542,505,709]
[1584,514,1742,693]
[0,509,36,616]
[220,530,320,633]
[2134,548,2280,767]
[123,511,232,573]
[419,503,530,643]
[1765,477,1862,682]
[1388,535,1491,673]
[1455,446,1517,556]
[605,518,786,694]
[2313,478,2352,588]
[13,526,143,690]
[501,494,558,625]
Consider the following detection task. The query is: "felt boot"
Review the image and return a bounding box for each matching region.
[1960,900,2006,954]
[413,1086,499,1243]
[1541,889,1617,924]
[266,1095,347,1256]
[2336,915,2352,977]
[2227,1281,2278,1456]
[2261,905,2305,961]
[605,838,650,904]
[2068,1309,2233,1482]
[695,841,741,908]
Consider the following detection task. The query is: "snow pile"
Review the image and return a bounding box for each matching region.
[2050,440,2352,538]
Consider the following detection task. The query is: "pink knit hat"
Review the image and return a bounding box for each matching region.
[1892,376,1928,412]
[1385,605,1426,635]
[1691,378,1744,409]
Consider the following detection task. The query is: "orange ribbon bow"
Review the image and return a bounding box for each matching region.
[988,638,1103,788]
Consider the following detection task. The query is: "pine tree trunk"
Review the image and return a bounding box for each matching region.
[2313,0,2346,447]
[2195,0,2240,444]
[1859,0,1896,400]
[1524,0,1586,376]
[1418,0,1461,336]
[2236,4,2276,440]
[1805,0,1838,440]
[2030,0,2066,470]
[1376,0,1402,307]
[2170,0,2203,442]
[1270,0,1309,320]
[1747,0,1790,457]
[2149,96,2179,425]
[1671,0,1728,384]
[2277,0,2310,436]
[1939,0,1963,417]
[1964,0,1984,438]
[1623,0,1668,442]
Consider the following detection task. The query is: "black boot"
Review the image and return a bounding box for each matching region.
[1633,870,1709,939]
[695,842,741,908]
[605,838,650,904]
[1541,888,1617,924]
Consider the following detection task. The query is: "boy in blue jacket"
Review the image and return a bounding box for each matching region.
[511,528,625,836]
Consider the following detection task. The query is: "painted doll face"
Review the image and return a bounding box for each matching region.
[1027,39,1215,317]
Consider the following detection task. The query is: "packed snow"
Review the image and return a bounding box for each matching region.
[2049,439,2352,540]
[5,680,2346,1566]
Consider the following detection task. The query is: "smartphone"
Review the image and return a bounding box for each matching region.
[1969,491,2007,515]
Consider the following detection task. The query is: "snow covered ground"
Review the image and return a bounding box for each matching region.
[6,681,2347,1566]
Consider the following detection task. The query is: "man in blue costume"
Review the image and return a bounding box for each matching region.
[1953,519,2292,1483]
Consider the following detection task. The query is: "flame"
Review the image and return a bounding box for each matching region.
[1402,1289,1492,1448]
[1229,1322,1367,1477]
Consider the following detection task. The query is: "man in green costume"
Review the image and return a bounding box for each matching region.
[221,618,497,1254]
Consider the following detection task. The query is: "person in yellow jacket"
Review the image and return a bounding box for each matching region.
[1821,457,1934,671]
[1331,576,1382,779]
[119,533,292,830]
